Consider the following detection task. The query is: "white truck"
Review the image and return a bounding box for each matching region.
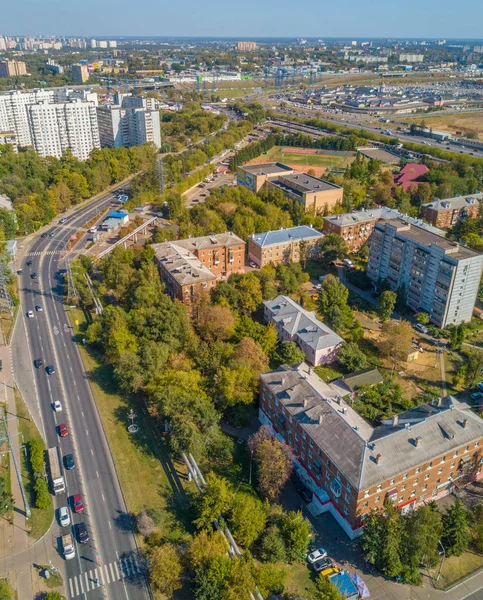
[62,533,76,560]
[48,447,65,495]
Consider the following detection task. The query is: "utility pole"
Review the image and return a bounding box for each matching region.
[0,409,30,517]
[436,540,445,582]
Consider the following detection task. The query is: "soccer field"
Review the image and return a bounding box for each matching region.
[259,146,356,169]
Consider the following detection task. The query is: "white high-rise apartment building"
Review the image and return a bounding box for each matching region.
[27,100,100,160]
[0,89,55,146]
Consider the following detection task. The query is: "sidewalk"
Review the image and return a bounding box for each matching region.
[0,329,31,600]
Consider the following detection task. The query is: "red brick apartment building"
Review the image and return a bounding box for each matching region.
[260,363,483,539]
[152,232,245,308]
[420,193,483,229]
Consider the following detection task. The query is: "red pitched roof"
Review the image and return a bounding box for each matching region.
[393,164,429,191]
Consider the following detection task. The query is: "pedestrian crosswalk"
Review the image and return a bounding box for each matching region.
[27,250,62,256]
[68,555,145,598]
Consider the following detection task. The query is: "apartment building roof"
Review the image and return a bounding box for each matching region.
[324,208,444,235]
[152,241,217,286]
[174,231,244,252]
[377,217,480,260]
[264,295,343,352]
[261,363,483,489]
[422,192,483,213]
[276,172,343,194]
[250,225,323,248]
[239,162,293,176]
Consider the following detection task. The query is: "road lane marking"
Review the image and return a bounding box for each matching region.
[83,571,89,591]
[96,470,99,478]
[102,493,105,502]
[108,521,112,530]
[69,577,74,597]
[103,563,110,584]
[85,429,89,436]
[78,574,84,594]
[110,561,116,581]
[91,448,94,455]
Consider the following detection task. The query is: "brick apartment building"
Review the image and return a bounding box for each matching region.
[152,232,245,307]
[247,225,323,268]
[238,162,344,214]
[323,207,443,253]
[260,363,483,538]
[420,193,483,229]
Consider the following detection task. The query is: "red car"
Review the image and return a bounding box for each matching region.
[72,494,84,513]
[58,423,68,437]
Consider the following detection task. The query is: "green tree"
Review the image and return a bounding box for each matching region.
[470,504,483,553]
[402,505,442,568]
[416,312,429,325]
[0,578,14,600]
[149,543,183,597]
[259,525,287,563]
[317,275,354,332]
[275,341,306,365]
[189,530,228,570]
[360,510,385,566]
[442,499,471,557]
[380,501,403,578]
[337,341,368,372]
[449,324,465,352]
[34,478,50,510]
[317,233,348,262]
[464,349,483,388]
[378,290,397,323]
[313,575,345,600]
[253,563,286,597]
[43,593,65,600]
[195,472,234,529]
[229,493,267,548]
[280,511,312,562]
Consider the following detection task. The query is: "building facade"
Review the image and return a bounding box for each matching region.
[367,217,483,327]
[237,162,294,193]
[264,296,343,365]
[266,172,344,214]
[237,41,257,52]
[421,194,483,229]
[0,60,27,78]
[152,232,245,307]
[0,89,55,147]
[26,100,100,160]
[260,363,483,538]
[71,64,89,83]
[248,225,324,268]
[97,104,161,149]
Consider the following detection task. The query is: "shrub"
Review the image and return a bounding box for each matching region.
[29,439,45,476]
[34,478,50,510]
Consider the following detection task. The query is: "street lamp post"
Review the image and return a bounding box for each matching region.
[249,450,254,485]
[436,540,445,582]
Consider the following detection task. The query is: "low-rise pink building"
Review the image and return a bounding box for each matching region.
[263,295,343,365]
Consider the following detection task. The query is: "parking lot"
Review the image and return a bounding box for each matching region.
[184,171,236,206]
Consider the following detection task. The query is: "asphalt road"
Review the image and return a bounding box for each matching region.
[17,191,150,600]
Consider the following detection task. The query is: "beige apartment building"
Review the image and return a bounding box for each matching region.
[0,60,27,78]
[247,225,323,268]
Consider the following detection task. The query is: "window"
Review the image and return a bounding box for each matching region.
[451,462,456,468]
[465,446,470,452]
[363,501,368,508]
[454,450,459,457]
[441,456,446,463]
[448,472,453,480]
[364,490,370,498]
[403,473,408,480]
[476,442,480,448]
[410,490,416,498]
[399,495,404,502]
[416,468,421,474]
[376,485,382,492]
[390,479,395,485]
[401,485,406,491]
[425,474,430,481]
[413,479,419,485]
[427,462,433,469]
[423,484,428,491]
[376,496,381,502]
[343,506,349,515]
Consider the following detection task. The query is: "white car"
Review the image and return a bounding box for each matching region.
[415,324,428,334]
[59,506,70,527]
[35,305,43,312]
[27,311,34,319]
[307,547,328,564]
[53,401,62,412]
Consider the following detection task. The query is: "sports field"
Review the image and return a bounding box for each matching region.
[404,111,483,140]
[247,146,355,177]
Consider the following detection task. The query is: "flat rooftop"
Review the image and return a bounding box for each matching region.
[277,172,342,194]
[379,217,480,260]
[174,232,244,252]
[357,147,401,164]
[239,162,293,176]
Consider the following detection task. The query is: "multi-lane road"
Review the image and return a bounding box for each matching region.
[16,190,150,600]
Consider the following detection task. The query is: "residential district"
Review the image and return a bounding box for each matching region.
[3,31,483,600]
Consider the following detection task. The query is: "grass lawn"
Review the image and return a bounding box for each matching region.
[431,550,483,589]
[250,146,355,171]
[404,111,483,140]
[14,388,54,540]
[282,561,316,598]
[304,260,337,281]
[314,365,346,383]
[68,308,194,548]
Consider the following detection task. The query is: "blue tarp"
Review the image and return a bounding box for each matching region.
[109,211,128,219]
[329,571,359,599]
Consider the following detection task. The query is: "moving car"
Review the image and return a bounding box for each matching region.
[34,359,43,369]
[64,454,75,470]
[76,522,89,544]
[52,401,62,412]
[58,506,70,527]
[58,423,68,437]
[46,365,56,375]
[72,493,84,513]
[307,547,328,564]
[30,272,37,279]
[49,230,57,238]
[27,311,34,319]
[26,260,32,266]
[35,305,43,312]
[59,217,68,224]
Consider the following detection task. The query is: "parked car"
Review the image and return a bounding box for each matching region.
[415,324,428,334]
[312,558,333,572]
[477,382,483,393]
[307,547,328,564]
[76,522,89,544]
[26,260,32,266]
[471,392,483,401]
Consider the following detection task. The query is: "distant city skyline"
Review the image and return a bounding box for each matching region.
[2,0,482,39]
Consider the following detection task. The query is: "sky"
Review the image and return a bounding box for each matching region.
[2,0,482,39]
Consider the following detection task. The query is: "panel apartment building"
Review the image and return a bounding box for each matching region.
[420,193,483,229]
[0,60,27,78]
[152,232,245,308]
[97,95,161,149]
[260,362,483,538]
[367,217,483,328]
[237,162,344,214]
